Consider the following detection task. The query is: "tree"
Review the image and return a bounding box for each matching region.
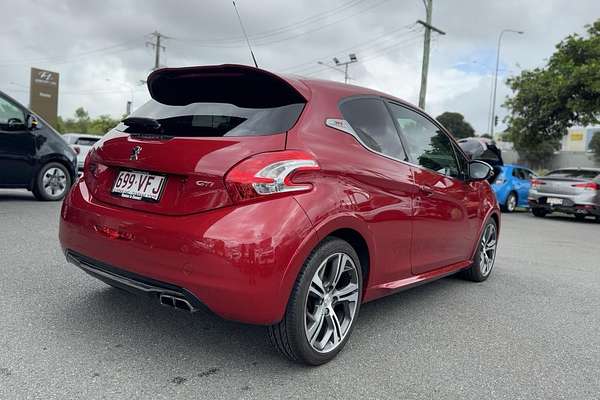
[436,112,475,139]
[504,19,600,167]
[590,131,600,161]
[56,107,120,135]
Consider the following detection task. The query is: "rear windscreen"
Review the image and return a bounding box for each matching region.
[76,137,100,146]
[116,100,304,137]
[546,169,600,179]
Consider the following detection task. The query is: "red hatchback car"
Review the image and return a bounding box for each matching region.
[59,64,500,365]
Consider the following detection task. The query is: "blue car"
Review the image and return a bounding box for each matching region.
[457,138,535,213]
[491,164,536,212]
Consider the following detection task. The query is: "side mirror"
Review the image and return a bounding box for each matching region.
[26,114,39,130]
[468,160,494,181]
[7,118,25,130]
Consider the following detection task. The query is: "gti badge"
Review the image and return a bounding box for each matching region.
[130,145,142,161]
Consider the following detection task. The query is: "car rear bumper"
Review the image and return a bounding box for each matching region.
[528,190,600,216]
[59,180,316,325]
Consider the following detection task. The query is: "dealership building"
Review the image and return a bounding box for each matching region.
[561,126,600,152]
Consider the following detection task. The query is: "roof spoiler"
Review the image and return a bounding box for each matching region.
[147,64,307,109]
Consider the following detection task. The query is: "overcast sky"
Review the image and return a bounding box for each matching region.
[1,0,598,133]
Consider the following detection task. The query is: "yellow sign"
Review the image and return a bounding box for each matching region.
[570,132,584,141]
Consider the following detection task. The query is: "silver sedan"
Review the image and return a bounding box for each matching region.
[528,168,600,221]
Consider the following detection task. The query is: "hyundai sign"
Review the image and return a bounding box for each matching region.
[29,67,59,128]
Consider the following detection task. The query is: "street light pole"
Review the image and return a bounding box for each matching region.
[105,79,135,115]
[489,29,523,137]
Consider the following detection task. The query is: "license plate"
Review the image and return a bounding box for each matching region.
[111,170,166,202]
[546,197,563,205]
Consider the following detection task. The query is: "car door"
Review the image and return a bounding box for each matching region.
[331,96,415,284]
[513,168,530,205]
[0,94,35,186]
[519,168,535,206]
[386,101,479,274]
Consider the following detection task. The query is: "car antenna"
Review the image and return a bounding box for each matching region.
[232,1,259,68]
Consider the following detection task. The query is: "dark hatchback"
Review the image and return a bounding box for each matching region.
[0,90,77,200]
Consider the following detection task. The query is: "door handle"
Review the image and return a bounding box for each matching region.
[419,185,434,197]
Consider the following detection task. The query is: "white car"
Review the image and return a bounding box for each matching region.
[62,133,102,171]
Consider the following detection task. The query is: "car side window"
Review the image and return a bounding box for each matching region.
[387,102,461,178]
[524,170,535,180]
[515,169,528,180]
[339,97,407,161]
[0,96,25,128]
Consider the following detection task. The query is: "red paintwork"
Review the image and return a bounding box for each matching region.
[59,65,500,325]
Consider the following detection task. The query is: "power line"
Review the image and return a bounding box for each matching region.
[292,33,424,77]
[176,0,393,48]
[0,39,139,67]
[279,25,421,74]
[175,0,365,46]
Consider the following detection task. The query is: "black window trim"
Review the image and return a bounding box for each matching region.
[383,98,468,181]
[335,95,410,165]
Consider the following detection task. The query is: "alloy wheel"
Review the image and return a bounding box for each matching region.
[507,194,517,212]
[304,252,360,353]
[42,167,67,197]
[479,223,497,276]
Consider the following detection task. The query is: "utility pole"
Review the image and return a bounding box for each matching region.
[489,29,524,137]
[417,0,445,110]
[146,31,169,70]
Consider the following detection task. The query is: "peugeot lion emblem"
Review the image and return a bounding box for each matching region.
[130,145,142,161]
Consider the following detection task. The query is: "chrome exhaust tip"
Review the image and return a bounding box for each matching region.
[159,294,193,312]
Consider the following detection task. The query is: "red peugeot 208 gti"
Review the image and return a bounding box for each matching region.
[59,64,500,365]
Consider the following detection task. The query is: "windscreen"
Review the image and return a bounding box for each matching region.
[76,137,100,146]
[546,169,600,179]
[117,100,304,137]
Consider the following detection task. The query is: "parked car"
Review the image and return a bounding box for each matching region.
[62,133,102,172]
[0,90,77,200]
[59,64,501,365]
[491,164,537,212]
[457,139,532,212]
[529,168,600,221]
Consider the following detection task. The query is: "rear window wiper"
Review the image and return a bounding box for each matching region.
[122,117,162,131]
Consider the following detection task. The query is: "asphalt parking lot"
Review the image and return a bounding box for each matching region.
[1,189,599,400]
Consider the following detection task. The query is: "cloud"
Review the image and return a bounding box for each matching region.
[0,0,597,133]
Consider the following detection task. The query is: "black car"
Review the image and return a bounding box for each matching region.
[0,90,77,200]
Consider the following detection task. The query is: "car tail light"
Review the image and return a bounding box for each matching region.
[82,150,107,192]
[571,182,599,191]
[225,150,319,203]
[531,179,546,189]
[73,146,81,155]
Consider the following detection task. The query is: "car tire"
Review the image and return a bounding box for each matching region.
[460,218,498,282]
[268,237,363,365]
[32,162,72,201]
[531,208,547,218]
[502,192,517,213]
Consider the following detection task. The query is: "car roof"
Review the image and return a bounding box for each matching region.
[282,74,419,109]
[147,64,422,113]
[504,164,531,169]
